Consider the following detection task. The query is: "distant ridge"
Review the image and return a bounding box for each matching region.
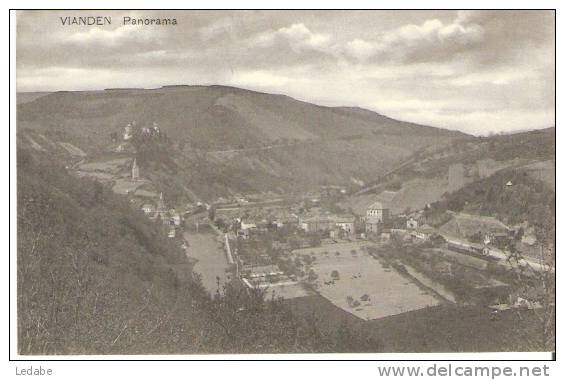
[161,84,192,88]
[104,88,146,91]
[17,84,467,198]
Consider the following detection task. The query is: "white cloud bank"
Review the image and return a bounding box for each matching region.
[16,10,555,135]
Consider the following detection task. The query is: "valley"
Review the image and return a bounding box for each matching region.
[16,86,555,353]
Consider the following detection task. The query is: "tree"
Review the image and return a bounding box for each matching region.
[506,225,555,351]
[308,235,322,247]
[307,270,318,282]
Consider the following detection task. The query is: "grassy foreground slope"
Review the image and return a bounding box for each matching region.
[288,295,545,352]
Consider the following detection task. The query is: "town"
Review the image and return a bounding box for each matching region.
[69,119,553,326]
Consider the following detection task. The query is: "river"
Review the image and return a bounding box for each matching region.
[183,230,231,295]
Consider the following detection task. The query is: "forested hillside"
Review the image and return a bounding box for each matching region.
[429,167,555,241]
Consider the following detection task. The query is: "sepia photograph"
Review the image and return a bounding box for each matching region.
[12,8,555,358]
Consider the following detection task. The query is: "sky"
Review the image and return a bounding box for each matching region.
[16,10,555,135]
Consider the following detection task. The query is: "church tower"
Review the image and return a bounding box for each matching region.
[131,158,139,181]
[157,192,166,212]
[156,192,167,220]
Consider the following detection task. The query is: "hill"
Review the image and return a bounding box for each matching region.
[17,145,387,354]
[17,85,466,199]
[429,166,555,237]
[16,92,52,105]
[340,128,555,216]
[17,86,463,148]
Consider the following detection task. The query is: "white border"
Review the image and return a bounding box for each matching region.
[4,1,560,373]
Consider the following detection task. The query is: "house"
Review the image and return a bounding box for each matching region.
[236,197,249,205]
[141,203,154,215]
[152,122,161,136]
[390,228,408,235]
[300,216,333,233]
[168,228,176,238]
[380,232,391,242]
[170,211,182,226]
[406,217,418,229]
[240,221,257,231]
[242,264,284,281]
[445,238,490,257]
[123,123,133,140]
[411,224,435,241]
[300,215,355,234]
[521,227,537,246]
[321,185,346,198]
[236,220,259,239]
[366,201,390,222]
[365,220,381,234]
[238,229,251,240]
[485,232,511,247]
[334,216,355,234]
[272,213,299,228]
[155,192,168,219]
[365,201,389,234]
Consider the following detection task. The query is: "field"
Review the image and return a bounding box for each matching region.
[293,243,440,320]
[78,157,131,173]
[112,178,146,195]
[75,170,116,182]
[58,142,87,157]
[340,177,449,215]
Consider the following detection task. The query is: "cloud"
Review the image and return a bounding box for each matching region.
[345,39,378,61]
[15,10,555,135]
[199,17,236,41]
[64,25,155,46]
[251,23,333,53]
[447,69,536,87]
[344,17,484,63]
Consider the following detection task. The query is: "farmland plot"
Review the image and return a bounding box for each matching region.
[295,244,440,320]
[78,157,131,173]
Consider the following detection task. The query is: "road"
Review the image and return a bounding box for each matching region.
[488,248,553,274]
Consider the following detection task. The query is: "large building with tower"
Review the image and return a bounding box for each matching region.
[365,201,389,234]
